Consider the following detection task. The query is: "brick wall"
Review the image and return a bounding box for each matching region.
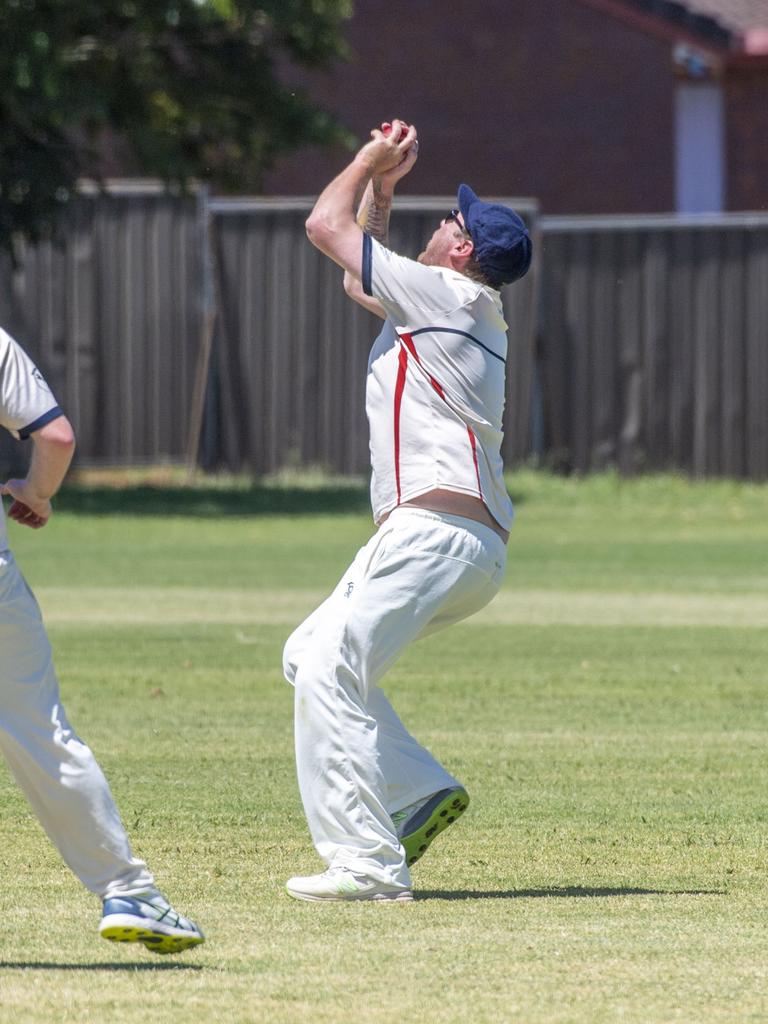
[725,71,768,211]
[263,0,676,213]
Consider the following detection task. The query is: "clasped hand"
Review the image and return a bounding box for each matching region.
[0,479,52,529]
[358,119,419,181]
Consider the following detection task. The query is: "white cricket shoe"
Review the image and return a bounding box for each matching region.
[286,866,413,903]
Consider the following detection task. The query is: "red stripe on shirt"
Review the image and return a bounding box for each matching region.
[467,425,484,498]
[398,331,484,503]
[400,333,444,399]
[393,343,409,504]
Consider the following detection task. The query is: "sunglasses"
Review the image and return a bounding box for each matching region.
[445,209,471,236]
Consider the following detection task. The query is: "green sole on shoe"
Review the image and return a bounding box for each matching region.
[401,786,470,867]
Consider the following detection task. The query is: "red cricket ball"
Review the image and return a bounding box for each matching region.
[382,122,409,141]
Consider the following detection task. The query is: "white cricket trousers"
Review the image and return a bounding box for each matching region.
[0,553,155,898]
[283,506,507,889]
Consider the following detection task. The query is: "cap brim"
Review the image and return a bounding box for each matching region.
[457,183,479,225]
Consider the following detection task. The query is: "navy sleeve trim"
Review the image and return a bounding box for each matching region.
[410,327,506,365]
[18,406,64,440]
[362,232,373,296]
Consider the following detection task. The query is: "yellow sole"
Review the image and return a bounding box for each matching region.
[100,924,204,955]
[402,787,470,867]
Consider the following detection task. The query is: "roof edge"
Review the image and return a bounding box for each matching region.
[573,0,732,53]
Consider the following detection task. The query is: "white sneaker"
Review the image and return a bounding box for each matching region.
[285,866,413,903]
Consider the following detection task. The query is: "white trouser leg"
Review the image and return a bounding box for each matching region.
[0,556,155,899]
[284,509,506,888]
[283,562,457,825]
[367,686,459,814]
[284,552,466,815]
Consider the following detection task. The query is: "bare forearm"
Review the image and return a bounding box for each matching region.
[28,422,76,499]
[0,415,75,528]
[356,179,393,244]
[307,156,373,241]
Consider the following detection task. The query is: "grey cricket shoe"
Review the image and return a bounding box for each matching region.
[286,866,413,903]
[394,785,470,867]
[99,891,205,954]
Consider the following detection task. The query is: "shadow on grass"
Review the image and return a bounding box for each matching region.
[416,885,726,900]
[0,960,202,971]
[55,484,372,518]
[54,482,528,518]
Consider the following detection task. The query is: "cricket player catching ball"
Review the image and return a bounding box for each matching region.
[0,326,204,953]
[283,118,532,901]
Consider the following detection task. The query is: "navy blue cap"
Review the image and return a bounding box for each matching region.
[458,184,532,287]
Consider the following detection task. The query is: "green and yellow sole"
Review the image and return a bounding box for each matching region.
[401,786,470,868]
[100,922,204,955]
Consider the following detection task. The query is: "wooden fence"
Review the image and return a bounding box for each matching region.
[0,184,204,475]
[539,213,768,478]
[1,189,766,480]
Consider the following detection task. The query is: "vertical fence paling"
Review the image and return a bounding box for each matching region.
[538,213,768,478]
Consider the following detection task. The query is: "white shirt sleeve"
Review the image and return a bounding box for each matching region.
[0,328,63,440]
[362,234,470,323]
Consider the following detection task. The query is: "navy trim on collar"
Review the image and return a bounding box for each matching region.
[17,406,64,440]
[409,327,506,365]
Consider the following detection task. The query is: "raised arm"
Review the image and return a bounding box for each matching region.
[0,415,76,528]
[305,119,417,280]
[344,130,420,318]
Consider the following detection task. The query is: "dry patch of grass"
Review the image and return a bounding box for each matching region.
[35,585,768,629]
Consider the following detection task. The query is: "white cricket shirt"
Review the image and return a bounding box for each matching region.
[362,234,514,531]
[0,327,63,553]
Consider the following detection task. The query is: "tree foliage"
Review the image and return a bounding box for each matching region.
[0,0,354,247]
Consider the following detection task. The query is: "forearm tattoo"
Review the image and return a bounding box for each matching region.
[361,181,391,244]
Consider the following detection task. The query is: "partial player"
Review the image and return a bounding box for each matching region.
[0,324,204,954]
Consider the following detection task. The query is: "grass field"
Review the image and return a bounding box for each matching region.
[1,470,767,1023]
